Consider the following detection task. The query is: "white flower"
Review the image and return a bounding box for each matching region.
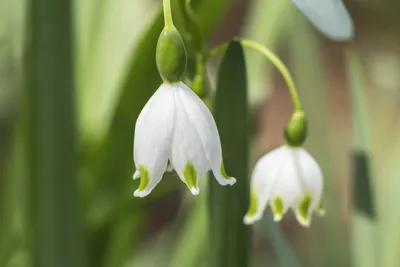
[133,82,236,197]
[291,0,354,40]
[243,145,324,227]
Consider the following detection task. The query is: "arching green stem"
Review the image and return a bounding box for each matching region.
[240,39,302,111]
[207,39,303,112]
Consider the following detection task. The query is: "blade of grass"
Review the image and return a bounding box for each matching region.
[209,41,250,267]
[0,113,31,267]
[346,49,378,267]
[101,208,146,267]
[262,211,302,267]
[289,8,350,267]
[76,0,158,141]
[378,133,400,267]
[26,0,86,266]
[169,194,208,267]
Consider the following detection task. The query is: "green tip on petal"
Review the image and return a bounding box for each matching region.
[297,194,312,227]
[138,165,150,192]
[245,191,259,218]
[272,197,284,221]
[317,202,326,216]
[220,162,234,181]
[183,161,199,195]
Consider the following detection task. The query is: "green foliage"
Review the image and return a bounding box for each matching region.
[209,41,250,267]
[26,0,86,266]
[263,211,302,267]
[346,49,378,267]
[290,10,350,266]
[2,1,400,267]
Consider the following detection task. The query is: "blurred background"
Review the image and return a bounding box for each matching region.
[1,0,399,266]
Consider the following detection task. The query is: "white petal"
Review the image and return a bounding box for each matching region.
[243,146,287,224]
[268,146,304,211]
[290,148,323,225]
[169,83,210,195]
[166,162,173,172]
[244,146,324,226]
[133,170,140,180]
[133,83,175,197]
[176,82,236,186]
[291,0,354,40]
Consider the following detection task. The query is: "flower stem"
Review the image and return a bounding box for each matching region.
[163,0,174,28]
[240,39,302,111]
[207,40,303,112]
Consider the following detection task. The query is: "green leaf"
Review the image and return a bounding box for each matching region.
[192,0,229,40]
[75,0,158,139]
[26,0,86,266]
[346,49,375,216]
[379,137,400,267]
[262,211,302,267]
[209,41,250,267]
[289,9,350,267]
[101,209,146,267]
[0,116,31,267]
[352,153,375,217]
[346,49,378,267]
[169,195,207,267]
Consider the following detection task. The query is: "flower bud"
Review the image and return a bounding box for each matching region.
[192,72,210,98]
[156,27,187,83]
[284,111,307,146]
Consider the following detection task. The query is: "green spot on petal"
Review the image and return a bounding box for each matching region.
[245,191,259,217]
[298,194,312,223]
[273,197,284,220]
[220,162,233,180]
[317,201,326,216]
[183,161,197,191]
[138,165,149,191]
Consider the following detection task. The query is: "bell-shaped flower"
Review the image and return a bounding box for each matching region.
[133,82,236,197]
[291,0,354,40]
[243,145,324,227]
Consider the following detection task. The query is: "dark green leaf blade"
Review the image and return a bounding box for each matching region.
[27,0,86,266]
[209,41,250,267]
[352,152,375,218]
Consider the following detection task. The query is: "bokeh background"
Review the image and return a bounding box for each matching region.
[1,0,399,266]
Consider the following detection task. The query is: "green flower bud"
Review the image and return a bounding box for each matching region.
[191,73,209,98]
[284,111,308,147]
[156,27,187,83]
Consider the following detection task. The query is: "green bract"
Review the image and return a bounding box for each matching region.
[284,111,308,147]
[156,27,187,83]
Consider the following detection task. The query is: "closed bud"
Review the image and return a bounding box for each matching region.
[156,27,187,83]
[284,111,307,147]
[191,73,208,98]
